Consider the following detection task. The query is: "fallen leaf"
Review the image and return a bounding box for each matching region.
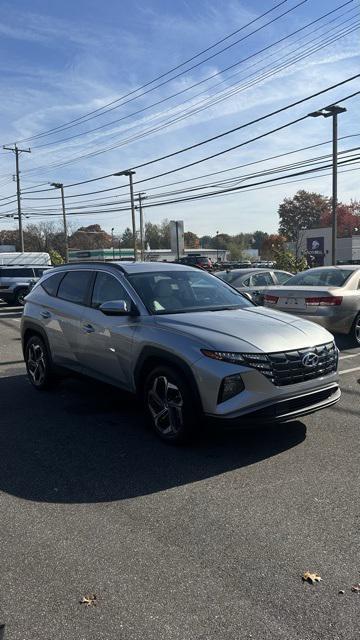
[302,572,323,585]
[351,584,360,593]
[338,590,345,595]
[79,594,97,606]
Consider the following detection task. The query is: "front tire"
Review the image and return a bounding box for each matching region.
[143,365,198,443]
[25,335,54,390]
[350,312,360,346]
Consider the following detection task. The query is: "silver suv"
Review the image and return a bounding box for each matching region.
[21,262,340,442]
[0,266,52,306]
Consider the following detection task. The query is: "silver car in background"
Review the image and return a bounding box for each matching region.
[264,266,360,345]
[216,268,292,304]
[21,262,340,443]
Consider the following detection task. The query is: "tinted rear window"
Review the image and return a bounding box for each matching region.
[57,271,93,304]
[286,268,353,287]
[0,268,34,277]
[41,272,65,297]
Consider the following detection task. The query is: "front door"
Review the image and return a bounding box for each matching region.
[78,271,136,389]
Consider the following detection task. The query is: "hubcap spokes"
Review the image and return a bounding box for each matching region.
[27,343,46,385]
[148,376,183,435]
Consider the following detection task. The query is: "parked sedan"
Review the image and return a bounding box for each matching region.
[264,266,360,345]
[216,268,292,304]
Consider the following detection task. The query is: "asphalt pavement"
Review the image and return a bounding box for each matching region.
[0,301,359,640]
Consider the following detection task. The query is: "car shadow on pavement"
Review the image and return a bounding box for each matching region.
[0,374,306,503]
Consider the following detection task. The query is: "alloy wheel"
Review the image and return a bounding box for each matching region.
[27,343,46,386]
[355,315,360,345]
[147,375,184,436]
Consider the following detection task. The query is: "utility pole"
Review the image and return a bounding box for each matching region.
[138,192,146,261]
[309,104,347,265]
[113,169,137,261]
[111,228,115,259]
[3,144,31,251]
[50,182,69,262]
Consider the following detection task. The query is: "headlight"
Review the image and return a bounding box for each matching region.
[201,350,245,364]
[218,374,245,403]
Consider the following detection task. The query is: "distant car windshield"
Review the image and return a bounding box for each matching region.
[285,268,354,287]
[127,270,252,314]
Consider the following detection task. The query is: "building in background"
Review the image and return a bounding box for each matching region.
[287,227,360,266]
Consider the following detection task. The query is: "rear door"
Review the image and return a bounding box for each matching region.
[49,269,94,369]
[78,271,136,388]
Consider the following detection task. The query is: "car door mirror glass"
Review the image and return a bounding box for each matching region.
[99,300,134,316]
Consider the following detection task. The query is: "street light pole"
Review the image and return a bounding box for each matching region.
[111,227,115,259]
[50,182,69,262]
[308,104,347,266]
[138,192,146,261]
[113,169,137,261]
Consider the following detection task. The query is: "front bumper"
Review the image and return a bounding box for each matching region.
[193,352,340,421]
[206,383,340,426]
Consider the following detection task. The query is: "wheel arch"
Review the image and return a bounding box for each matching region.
[22,321,53,361]
[134,347,203,411]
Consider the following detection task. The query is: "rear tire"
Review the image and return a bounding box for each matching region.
[350,312,360,346]
[14,288,27,306]
[143,365,199,443]
[25,335,54,390]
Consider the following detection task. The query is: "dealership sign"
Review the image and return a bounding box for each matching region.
[307,237,324,255]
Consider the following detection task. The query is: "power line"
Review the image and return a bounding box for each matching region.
[8,0,293,144]
[15,1,358,180]
[19,75,360,192]
[32,0,349,151]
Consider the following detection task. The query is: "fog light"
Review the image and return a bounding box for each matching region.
[218,374,245,404]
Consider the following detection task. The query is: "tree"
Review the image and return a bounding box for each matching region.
[252,230,269,250]
[261,234,286,259]
[320,200,360,237]
[272,248,307,273]
[49,250,64,265]
[184,231,200,248]
[121,227,134,248]
[199,235,212,248]
[278,190,330,240]
[69,224,112,250]
[228,242,244,261]
[144,222,161,249]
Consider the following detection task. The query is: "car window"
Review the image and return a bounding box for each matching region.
[34,267,51,277]
[41,272,65,297]
[286,268,354,287]
[91,272,131,309]
[250,272,273,286]
[57,270,93,304]
[275,271,291,284]
[241,277,251,286]
[0,268,33,278]
[128,269,252,314]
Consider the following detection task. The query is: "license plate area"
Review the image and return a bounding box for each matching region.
[282,297,305,310]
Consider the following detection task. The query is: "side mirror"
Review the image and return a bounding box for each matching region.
[99,300,138,316]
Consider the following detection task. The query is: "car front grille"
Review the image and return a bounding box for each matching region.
[242,341,338,386]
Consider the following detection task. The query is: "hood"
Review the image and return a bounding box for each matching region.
[154,306,333,353]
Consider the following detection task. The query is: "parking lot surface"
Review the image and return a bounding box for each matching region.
[0,301,359,640]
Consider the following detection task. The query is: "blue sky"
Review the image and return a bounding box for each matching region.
[0,0,359,237]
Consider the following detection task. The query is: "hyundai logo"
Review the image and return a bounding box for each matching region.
[302,352,319,368]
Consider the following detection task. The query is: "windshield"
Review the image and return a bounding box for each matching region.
[127,270,252,314]
[285,268,354,287]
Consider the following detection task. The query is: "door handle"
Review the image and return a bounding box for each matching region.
[40,310,51,319]
[82,323,95,333]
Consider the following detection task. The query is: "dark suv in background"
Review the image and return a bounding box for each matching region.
[0,266,52,306]
[177,255,213,270]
